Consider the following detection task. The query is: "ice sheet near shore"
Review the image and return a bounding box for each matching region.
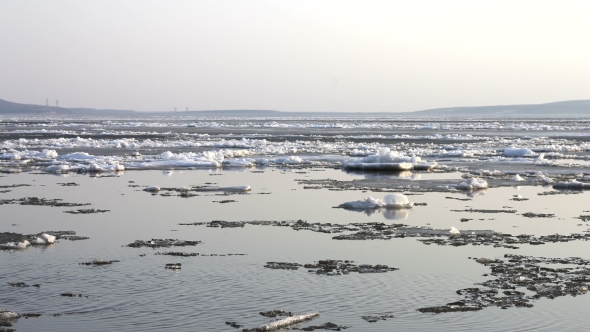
[2,117,590,173]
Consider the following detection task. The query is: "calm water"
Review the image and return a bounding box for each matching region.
[2,168,590,331]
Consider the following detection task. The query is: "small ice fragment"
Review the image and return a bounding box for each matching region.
[456,178,488,190]
[0,309,20,320]
[16,240,30,249]
[248,311,319,331]
[449,227,460,235]
[31,237,46,245]
[511,174,525,182]
[41,233,56,244]
[144,186,161,192]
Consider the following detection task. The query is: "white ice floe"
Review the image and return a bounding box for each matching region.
[503,147,535,157]
[45,164,71,173]
[59,152,98,160]
[16,240,30,249]
[510,174,525,182]
[253,311,319,331]
[553,180,590,190]
[343,148,424,171]
[338,194,412,210]
[0,149,57,160]
[144,186,161,192]
[449,227,460,235]
[88,162,125,172]
[31,233,56,245]
[0,309,20,320]
[456,178,488,190]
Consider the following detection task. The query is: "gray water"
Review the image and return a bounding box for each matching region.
[2,168,590,331]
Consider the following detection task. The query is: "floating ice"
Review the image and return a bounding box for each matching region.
[338,194,412,210]
[511,174,525,182]
[88,162,125,173]
[16,240,30,249]
[0,149,57,160]
[59,152,97,160]
[382,194,412,209]
[31,233,56,245]
[343,148,420,171]
[449,227,460,235]
[503,147,535,157]
[0,308,20,320]
[553,180,590,190]
[45,164,70,173]
[456,178,488,190]
[246,311,319,332]
[144,186,161,192]
[342,162,414,171]
[338,196,383,210]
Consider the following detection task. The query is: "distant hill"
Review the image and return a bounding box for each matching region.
[414,100,590,117]
[1,98,589,117]
[0,98,136,115]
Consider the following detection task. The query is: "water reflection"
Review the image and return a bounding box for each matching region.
[464,189,487,198]
[382,208,410,220]
[351,207,411,220]
[343,169,421,180]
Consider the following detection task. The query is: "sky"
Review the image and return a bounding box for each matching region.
[1,0,589,113]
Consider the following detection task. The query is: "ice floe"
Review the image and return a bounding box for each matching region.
[553,180,590,190]
[455,178,488,190]
[338,194,413,210]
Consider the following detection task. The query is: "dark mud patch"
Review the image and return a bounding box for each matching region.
[225,321,243,329]
[418,254,590,313]
[265,259,399,275]
[418,232,590,248]
[260,310,293,318]
[57,182,79,186]
[575,215,590,222]
[521,212,555,218]
[60,293,96,298]
[0,184,31,189]
[64,208,110,214]
[79,259,120,266]
[126,239,201,248]
[295,322,350,331]
[177,219,590,249]
[538,190,582,196]
[213,200,237,204]
[8,282,41,288]
[446,196,472,201]
[450,208,517,214]
[0,197,90,207]
[155,251,198,257]
[361,314,394,323]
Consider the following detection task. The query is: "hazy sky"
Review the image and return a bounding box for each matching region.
[1,1,589,112]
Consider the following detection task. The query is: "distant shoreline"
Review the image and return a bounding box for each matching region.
[1,98,589,118]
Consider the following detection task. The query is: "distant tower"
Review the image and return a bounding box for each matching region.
[174,107,177,112]
[46,99,48,107]
[186,107,188,112]
[56,100,59,107]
